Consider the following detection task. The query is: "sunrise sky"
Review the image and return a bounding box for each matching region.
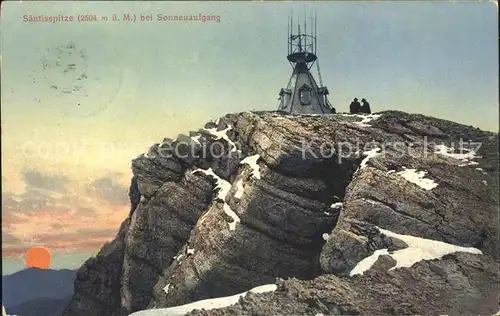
[1,1,498,274]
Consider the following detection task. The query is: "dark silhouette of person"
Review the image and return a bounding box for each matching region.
[330,106,336,114]
[360,98,371,114]
[349,98,361,114]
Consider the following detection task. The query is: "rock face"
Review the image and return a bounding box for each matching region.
[61,111,499,316]
[186,252,498,316]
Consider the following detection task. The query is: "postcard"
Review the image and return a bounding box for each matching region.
[1,1,498,316]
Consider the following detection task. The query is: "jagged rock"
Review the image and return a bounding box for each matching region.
[62,111,499,316]
[186,253,498,316]
[61,219,130,316]
[120,168,215,313]
[320,218,408,275]
[152,162,336,308]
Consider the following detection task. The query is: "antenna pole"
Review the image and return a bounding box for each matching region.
[298,24,301,52]
[291,10,293,53]
[314,9,317,54]
[287,13,290,55]
[304,8,307,50]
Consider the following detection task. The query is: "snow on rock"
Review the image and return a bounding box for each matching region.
[234,179,244,199]
[360,148,381,169]
[475,167,488,175]
[203,125,239,153]
[353,113,382,127]
[129,284,278,316]
[186,248,195,255]
[349,227,482,276]
[396,168,438,190]
[337,113,382,127]
[163,284,171,295]
[191,168,241,231]
[322,233,330,241]
[240,155,261,179]
[380,227,483,270]
[140,195,146,203]
[190,135,201,145]
[191,168,231,201]
[435,144,480,166]
[1,306,17,316]
[350,249,389,276]
[173,254,183,261]
[330,202,343,209]
[458,161,479,167]
[223,204,240,231]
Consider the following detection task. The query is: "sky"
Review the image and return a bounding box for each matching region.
[1,1,498,275]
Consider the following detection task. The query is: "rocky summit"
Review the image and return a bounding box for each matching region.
[61,111,499,316]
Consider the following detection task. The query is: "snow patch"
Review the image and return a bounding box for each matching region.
[163,284,170,295]
[173,254,183,261]
[203,125,239,153]
[129,284,278,316]
[483,180,488,185]
[322,233,330,241]
[234,179,244,199]
[350,227,482,276]
[396,168,438,190]
[186,248,195,255]
[190,135,201,145]
[240,155,261,179]
[386,170,396,174]
[360,148,381,169]
[475,167,487,175]
[223,203,240,231]
[352,113,382,127]
[330,202,343,209]
[191,168,231,201]
[435,144,479,166]
[458,161,479,167]
[140,195,146,202]
[2,306,17,316]
[191,168,241,231]
[350,249,389,276]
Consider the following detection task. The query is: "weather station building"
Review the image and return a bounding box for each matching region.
[277,14,335,115]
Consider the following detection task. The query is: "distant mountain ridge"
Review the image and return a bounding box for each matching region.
[2,268,76,315]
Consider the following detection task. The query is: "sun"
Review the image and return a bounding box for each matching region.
[25,246,52,269]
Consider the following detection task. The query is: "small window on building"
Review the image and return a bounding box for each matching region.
[300,87,311,105]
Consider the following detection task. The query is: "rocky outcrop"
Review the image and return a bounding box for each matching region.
[61,219,130,316]
[186,252,498,316]
[62,111,499,316]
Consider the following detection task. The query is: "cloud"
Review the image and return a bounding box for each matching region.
[21,169,70,192]
[2,169,129,257]
[85,175,128,205]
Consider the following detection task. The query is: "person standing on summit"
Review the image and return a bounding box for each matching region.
[349,98,361,114]
[360,98,372,114]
